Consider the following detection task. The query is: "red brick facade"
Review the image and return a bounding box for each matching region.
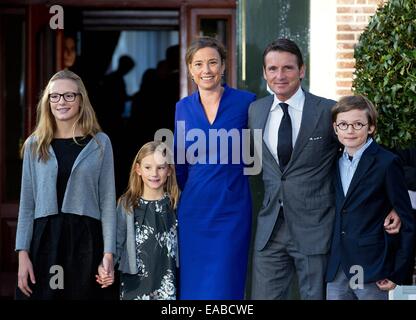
[335,0,387,97]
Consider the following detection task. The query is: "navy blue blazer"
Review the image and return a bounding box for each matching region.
[326,141,415,285]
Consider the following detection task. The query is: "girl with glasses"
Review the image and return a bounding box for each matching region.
[15,69,116,300]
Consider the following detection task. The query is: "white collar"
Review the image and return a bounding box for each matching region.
[270,86,304,112]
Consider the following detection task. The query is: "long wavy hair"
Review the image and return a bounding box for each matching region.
[119,141,179,212]
[23,69,101,161]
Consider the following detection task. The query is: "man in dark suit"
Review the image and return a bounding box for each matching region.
[395,145,416,284]
[248,38,400,300]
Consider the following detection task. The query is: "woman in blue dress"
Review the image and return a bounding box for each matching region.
[174,36,256,299]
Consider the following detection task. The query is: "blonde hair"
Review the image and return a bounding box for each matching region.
[119,141,179,212]
[23,69,101,161]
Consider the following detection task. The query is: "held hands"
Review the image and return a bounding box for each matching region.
[376,278,396,291]
[384,209,401,234]
[17,250,36,297]
[95,253,114,288]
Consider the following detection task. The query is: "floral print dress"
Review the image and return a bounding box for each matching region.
[120,194,178,300]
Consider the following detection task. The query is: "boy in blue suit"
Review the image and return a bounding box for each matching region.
[326,95,415,300]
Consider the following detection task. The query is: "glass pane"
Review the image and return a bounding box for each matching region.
[238,0,310,96]
[199,18,227,45]
[2,14,26,202]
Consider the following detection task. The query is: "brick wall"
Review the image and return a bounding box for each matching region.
[335,0,387,98]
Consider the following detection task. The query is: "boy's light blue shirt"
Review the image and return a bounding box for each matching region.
[339,138,373,196]
[15,132,116,254]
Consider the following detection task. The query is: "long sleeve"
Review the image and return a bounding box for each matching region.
[114,202,127,266]
[247,99,263,176]
[98,136,117,254]
[403,166,416,191]
[174,103,188,190]
[396,147,416,190]
[385,156,416,284]
[15,140,35,251]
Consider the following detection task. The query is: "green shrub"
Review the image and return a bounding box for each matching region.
[353,0,416,149]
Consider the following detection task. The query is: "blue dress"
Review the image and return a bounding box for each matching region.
[174,84,256,299]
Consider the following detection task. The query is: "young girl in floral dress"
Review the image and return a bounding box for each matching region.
[105,141,179,300]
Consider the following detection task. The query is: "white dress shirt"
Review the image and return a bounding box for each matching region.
[264,86,305,164]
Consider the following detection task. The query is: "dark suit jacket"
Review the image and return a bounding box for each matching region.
[248,90,338,254]
[395,146,416,191]
[326,141,415,284]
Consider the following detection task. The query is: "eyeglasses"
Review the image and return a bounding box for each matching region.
[49,92,80,103]
[336,122,368,131]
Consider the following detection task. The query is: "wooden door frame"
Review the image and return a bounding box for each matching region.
[0,4,53,298]
[47,0,236,99]
[184,7,236,95]
[0,7,26,299]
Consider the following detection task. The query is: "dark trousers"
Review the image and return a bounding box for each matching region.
[251,209,328,300]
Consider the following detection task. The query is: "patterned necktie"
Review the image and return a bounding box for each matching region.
[277,102,292,171]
